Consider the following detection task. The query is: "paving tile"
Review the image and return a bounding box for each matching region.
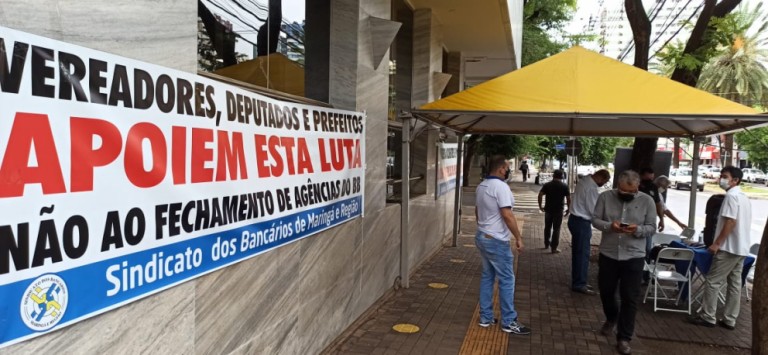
[323,182,753,354]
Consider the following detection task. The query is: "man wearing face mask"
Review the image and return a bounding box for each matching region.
[568,169,612,295]
[592,170,657,355]
[474,155,530,335]
[688,166,752,330]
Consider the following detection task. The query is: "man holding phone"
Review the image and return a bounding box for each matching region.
[591,170,657,355]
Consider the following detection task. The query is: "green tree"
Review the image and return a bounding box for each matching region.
[477,135,539,159]
[625,0,743,171]
[697,3,768,107]
[521,0,577,66]
[735,127,768,168]
[578,137,634,166]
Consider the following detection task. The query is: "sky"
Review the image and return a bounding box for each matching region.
[565,0,764,38]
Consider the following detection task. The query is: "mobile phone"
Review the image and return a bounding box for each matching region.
[619,223,629,228]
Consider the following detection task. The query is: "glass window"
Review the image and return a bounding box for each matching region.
[198,0,306,97]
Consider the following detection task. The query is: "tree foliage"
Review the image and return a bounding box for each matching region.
[735,127,768,169]
[477,135,540,158]
[697,3,768,107]
[521,0,577,66]
[579,137,634,166]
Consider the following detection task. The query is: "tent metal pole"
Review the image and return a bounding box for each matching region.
[400,115,411,289]
[452,134,465,247]
[688,138,701,228]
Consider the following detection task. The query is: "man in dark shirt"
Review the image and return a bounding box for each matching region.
[538,169,571,253]
[520,161,529,182]
[638,168,664,232]
[638,167,665,284]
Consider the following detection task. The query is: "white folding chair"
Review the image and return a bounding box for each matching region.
[643,247,695,314]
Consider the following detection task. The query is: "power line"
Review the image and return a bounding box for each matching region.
[617,0,668,61]
[649,1,704,61]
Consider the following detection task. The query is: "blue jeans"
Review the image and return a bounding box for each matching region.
[475,231,518,326]
[568,215,592,290]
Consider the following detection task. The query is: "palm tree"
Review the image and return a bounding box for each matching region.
[697,3,768,107]
[696,3,768,166]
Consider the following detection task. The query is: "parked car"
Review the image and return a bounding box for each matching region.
[669,168,705,191]
[703,167,721,179]
[742,168,766,183]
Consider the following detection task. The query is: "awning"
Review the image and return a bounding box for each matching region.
[413,46,768,138]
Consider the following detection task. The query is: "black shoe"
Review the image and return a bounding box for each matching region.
[572,287,596,295]
[717,320,735,330]
[617,340,631,355]
[599,321,615,336]
[479,318,498,328]
[501,321,531,335]
[586,285,594,290]
[686,316,715,328]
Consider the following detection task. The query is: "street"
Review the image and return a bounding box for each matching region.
[663,184,767,247]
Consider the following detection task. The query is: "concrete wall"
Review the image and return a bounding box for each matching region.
[1,0,457,354]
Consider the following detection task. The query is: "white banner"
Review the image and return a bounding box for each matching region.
[0,26,365,348]
[436,143,458,197]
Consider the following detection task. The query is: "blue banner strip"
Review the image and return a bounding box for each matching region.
[0,196,362,346]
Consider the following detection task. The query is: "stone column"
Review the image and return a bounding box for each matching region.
[443,51,464,96]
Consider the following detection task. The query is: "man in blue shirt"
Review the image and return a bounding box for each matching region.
[475,155,531,335]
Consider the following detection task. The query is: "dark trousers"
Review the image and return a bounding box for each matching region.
[544,211,563,250]
[598,254,645,342]
[568,215,592,289]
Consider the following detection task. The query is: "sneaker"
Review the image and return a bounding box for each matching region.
[551,248,561,254]
[717,320,735,330]
[616,340,631,355]
[501,321,531,335]
[479,318,497,328]
[572,287,596,295]
[686,315,715,328]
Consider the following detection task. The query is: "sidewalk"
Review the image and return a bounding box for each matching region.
[324,181,752,354]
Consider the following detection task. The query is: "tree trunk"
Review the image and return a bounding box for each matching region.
[673,138,681,168]
[754,220,768,354]
[724,133,734,166]
[625,0,651,70]
[669,0,742,86]
[630,137,657,171]
[462,136,480,187]
[625,0,655,170]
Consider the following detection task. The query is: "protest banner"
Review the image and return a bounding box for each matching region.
[0,26,365,348]
[436,143,459,197]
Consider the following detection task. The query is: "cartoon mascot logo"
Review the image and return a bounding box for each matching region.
[20,274,68,331]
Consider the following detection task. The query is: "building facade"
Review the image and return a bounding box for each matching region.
[0,0,521,353]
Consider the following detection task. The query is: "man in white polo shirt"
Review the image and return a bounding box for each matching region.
[475,155,530,335]
[688,166,752,330]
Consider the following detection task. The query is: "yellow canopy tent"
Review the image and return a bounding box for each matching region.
[213,53,304,97]
[413,46,767,137]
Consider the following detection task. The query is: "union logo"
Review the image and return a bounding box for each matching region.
[20,274,68,331]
